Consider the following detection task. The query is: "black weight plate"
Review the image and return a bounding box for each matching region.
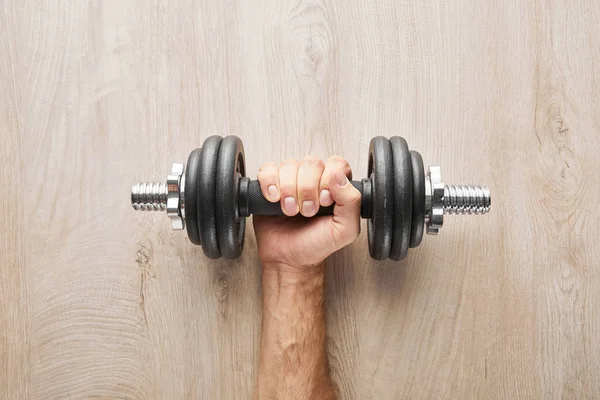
[216,135,246,259]
[184,148,202,245]
[367,137,394,260]
[409,150,425,248]
[389,137,412,261]
[198,135,223,259]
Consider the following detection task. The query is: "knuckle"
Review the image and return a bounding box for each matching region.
[302,156,324,167]
[328,155,346,163]
[257,168,277,180]
[280,157,299,167]
[259,162,277,171]
[328,155,350,170]
[326,156,352,177]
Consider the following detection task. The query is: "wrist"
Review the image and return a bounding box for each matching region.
[261,262,325,292]
[261,259,324,275]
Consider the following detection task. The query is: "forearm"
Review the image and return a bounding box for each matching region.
[255,264,336,400]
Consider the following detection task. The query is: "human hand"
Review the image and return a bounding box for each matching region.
[252,156,361,273]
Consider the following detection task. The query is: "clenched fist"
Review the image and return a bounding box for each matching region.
[253,156,362,272]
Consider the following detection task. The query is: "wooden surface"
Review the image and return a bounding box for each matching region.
[1,0,599,399]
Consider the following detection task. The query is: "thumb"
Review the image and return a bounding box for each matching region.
[328,168,361,249]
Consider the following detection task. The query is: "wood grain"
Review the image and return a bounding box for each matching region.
[1,0,599,398]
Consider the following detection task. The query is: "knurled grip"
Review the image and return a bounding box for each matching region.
[238,178,367,218]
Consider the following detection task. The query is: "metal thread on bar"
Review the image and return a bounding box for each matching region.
[443,185,491,215]
[131,182,168,211]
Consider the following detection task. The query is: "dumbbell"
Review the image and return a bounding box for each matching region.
[131,135,491,261]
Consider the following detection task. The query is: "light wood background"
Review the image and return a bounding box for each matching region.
[1,0,599,399]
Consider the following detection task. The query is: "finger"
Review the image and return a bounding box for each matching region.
[297,156,325,217]
[257,163,280,202]
[328,168,362,248]
[319,156,352,207]
[279,158,300,216]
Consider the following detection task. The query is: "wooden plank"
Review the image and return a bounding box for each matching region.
[0,3,30,398]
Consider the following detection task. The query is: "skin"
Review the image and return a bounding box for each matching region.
[253,156,362,400]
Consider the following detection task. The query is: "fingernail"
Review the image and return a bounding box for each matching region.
[320,189,332,205]
[302,200,316,216]
[335,169,348,187]
[283,197,297,214]
[267,185,279,200]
